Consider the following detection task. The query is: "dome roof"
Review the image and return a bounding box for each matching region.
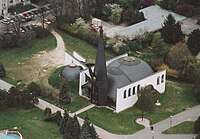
[61,64,83,81]
[107,56,154,101]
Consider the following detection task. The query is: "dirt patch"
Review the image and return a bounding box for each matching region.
[9,30,66,90]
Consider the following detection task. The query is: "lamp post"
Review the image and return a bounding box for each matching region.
[170,115,173,127]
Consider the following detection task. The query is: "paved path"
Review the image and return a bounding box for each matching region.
[73,104,95,115]
[120,105,200,139]
[0,80,13,91]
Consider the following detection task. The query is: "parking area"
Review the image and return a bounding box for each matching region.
[0,4,55,34]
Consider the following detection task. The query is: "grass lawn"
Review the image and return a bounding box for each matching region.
[8,4,36,14]
[163,121,195,134]
[0,108,62,139]
[46,66,90,113]
[79,81,197,134]
[0,76,17,85]
[0,34,56,79]
[59,31,115,60]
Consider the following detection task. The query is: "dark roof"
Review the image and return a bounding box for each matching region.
[107,56,154,101]
[61,64,82,81]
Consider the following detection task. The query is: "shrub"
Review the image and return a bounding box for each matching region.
[0,64,6,77]
[194,116,200,133]
[27,82,42,96]
[176,4,198,17]
[157,64,179,79]
[44,107,52,116]
[43,110,62,123]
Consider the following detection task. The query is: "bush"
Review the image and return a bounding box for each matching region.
[43,109,62,123]
[35,27,50,38]
[27,82,42,96]
[44,107,52,116]
[157,64,179,79]
[0,64,6,77]
[176,4,198,17]
[194,116,200,133]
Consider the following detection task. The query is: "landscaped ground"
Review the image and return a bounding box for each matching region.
[79,81,197,134]
[59,31,115,61]
[163,121,195,134]
[0,34,57,84]
[8,4,36,14]
[0,108,62,139]
[45,66,90,113]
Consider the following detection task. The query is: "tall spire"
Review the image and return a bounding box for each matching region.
[93,26,108,106]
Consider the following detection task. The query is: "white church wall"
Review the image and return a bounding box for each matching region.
[64,52,87,69]
[116,70,166,113]
[73,51,86,63]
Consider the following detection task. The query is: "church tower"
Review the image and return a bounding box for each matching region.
[92,26,108,106]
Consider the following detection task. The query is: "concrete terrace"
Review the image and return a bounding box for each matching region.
[107,5,186,39]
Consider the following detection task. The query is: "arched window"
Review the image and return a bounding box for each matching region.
[85,74,88,82]
[132,86,135,95]
[128,88,131,97]
[124,90,127,98]
[161,74,164,83]
[137,85,140,93]
[157,76,160,85]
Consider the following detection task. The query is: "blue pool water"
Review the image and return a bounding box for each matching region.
[0,134,20,139]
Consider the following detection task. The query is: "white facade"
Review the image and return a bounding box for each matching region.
[116,70,166,113]
[0,0,30,16]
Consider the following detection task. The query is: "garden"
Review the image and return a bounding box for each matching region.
[78,81,197,134]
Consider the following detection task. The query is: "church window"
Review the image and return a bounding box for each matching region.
[124,90,127,98]
[128,88,131,97]
[132,86,135,95]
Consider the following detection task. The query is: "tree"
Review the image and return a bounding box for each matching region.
[80,120,92,139]
[151,32,165,57]
[0,64,6,77]
[27,82,42,96]
[59,82,71,105]
[187,29,200,56]
[47,0,79,27]
[176,4,198,17]
[60,110,70,134]
[137,86,154,121]
[109,4,123,24]
[161,14,184,44]
[166,42,193,70]
[160,0,176,11]
[194,116,200,133]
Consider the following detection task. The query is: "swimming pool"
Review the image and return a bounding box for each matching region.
[0,134,20,139]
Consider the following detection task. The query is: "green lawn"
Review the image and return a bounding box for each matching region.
[8,4,36,14]
[0,34,56,79]
[79,81,197,134]
[59,31,115,60]
[163,121,195,134]
[0,108,62,139]
[47,66,90,113]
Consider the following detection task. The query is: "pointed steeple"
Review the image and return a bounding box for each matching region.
[94,26,108,106]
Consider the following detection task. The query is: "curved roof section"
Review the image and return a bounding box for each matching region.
[61,64,83,81]
[107,56,154,101]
